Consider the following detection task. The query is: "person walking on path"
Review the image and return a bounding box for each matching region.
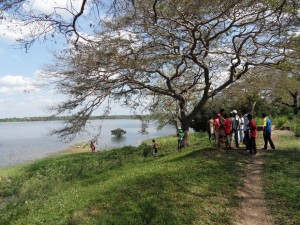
[262,113,276,150]
[247,114,257,155]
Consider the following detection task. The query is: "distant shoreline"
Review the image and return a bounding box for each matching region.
[0,115,141,122]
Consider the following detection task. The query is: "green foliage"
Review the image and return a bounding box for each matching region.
[0,132,247,225]
[295,125,300,137]
[110,128,127,137]
[264,132,300,225]
[273,117,288,129]
[141,143,151,157]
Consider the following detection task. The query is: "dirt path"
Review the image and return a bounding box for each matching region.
[235,150,275,225]
[234,131,281,225]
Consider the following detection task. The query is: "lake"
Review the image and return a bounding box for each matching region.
[0,119,176,168]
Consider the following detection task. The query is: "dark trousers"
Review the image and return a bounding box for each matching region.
[243,130,250,150]
[263,131,275,149]
[233,129,239,148]
[249,137,257,154]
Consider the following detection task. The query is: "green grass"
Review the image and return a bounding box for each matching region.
[264,131,300,225]
[0,132,248,225]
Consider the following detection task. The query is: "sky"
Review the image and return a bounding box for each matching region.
[0,0,131,119]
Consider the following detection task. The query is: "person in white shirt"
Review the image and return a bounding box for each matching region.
[241,109,250,150]
[239,112,244,143]
[231,110,240,149]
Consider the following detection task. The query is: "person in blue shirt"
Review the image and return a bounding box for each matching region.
[262,113,276,150]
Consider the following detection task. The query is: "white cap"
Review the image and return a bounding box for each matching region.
[232,110,237,114]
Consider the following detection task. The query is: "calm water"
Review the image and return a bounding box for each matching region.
[0,119,176,168]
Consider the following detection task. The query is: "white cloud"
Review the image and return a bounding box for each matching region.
[0,75,38,94]
[27,0,84,19]
[0,75,32,86]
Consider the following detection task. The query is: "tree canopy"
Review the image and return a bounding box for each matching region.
[1,0,299,140]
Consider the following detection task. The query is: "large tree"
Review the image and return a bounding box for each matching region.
[1,0,299,141]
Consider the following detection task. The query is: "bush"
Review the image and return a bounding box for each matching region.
[273,117,287,129]
[140,143,151,157]
[295,125,300,137]
[111,128,126,137]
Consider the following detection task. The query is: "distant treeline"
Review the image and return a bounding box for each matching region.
[0,115,140,122]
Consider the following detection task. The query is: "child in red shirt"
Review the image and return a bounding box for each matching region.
[247,114,257,155]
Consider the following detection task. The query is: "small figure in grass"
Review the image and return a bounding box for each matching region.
[90,141,96,152]
[152,139,159,157]
[177,128,184,151]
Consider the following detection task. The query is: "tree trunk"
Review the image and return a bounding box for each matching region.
[250,101,257,116]
[292,92,299,115]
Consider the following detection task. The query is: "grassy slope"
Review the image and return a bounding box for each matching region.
[264,131,300,225]
[0,133,248,225]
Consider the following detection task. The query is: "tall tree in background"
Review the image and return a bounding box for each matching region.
[271,36,300,115]
[1,0,299,141]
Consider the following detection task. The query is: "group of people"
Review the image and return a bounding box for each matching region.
[208,109,276,154]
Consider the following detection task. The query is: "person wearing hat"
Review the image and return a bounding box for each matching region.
[247,114,257,154]
[231,110,241,149]
[262,113,276,150]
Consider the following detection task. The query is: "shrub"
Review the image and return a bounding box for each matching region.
[295,125,300,137]
[140,143,151,157]
[111,128,126,137]
[273,117,287,129]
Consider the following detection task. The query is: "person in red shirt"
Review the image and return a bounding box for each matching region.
[223,113,232,150]
[247,114,257,155]
[90,141,96,152]
[214,113,221,144]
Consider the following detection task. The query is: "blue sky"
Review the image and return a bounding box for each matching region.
[0,0,132,119]
[0,35,59,118]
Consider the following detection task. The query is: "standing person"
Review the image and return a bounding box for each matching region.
[177,128,184,151]
[152,139,159,157]
[247,114,258,155]
[241,109,250,150]
[214,113,220,144]
[223,113,232,150]
[90,141,96,152]
[207,116,215,143]
[231,110,240,149]
[239,112,244,143]
[218,109,226,150]
[262,113,276,150]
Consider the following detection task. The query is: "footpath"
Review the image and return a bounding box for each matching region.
[234,131,282,225]
[235,150,274,225]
